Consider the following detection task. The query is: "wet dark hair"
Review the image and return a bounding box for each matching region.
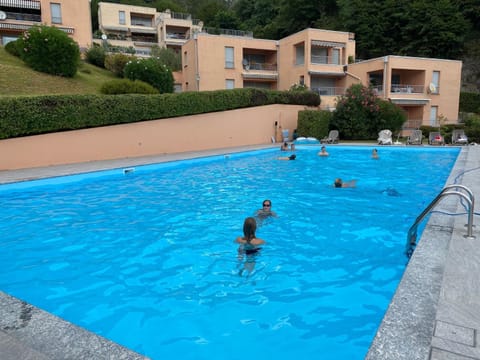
[334,178,342,188]
[289,154,296,160]
[262,199,272,206]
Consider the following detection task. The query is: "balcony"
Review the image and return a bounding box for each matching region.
[2,10,40,22]
[244,62,277,71]
[312,87,346,96]
[390,84,425,94]
[132,34,157,44]
[311,55,341,65]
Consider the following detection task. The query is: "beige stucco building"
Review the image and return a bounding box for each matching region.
[0,0,92,49]
[347,56,462,128]
[96,2,203,57]
[183,27,462,128]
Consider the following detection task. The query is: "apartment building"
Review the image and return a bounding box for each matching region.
[96,2,203,57]
[183,27,462,127]
[347,56,462,128]
[0,0,91,49]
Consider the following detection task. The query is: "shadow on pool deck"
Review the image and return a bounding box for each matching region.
[0,144,479,359]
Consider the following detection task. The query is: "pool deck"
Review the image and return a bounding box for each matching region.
[0,144,479,360]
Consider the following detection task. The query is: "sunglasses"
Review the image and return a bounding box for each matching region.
[263,204,271,207]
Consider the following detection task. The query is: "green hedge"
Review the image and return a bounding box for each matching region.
[296,110,331,140]
[0,89,320,139]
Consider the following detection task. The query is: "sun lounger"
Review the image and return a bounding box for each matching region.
[378,129,393,145]
[406,130,423,145]
[452,129,468,145]
[321,130,339,144]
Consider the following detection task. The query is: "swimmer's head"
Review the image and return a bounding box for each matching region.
[289,154,296,160]
[334,178,342,188]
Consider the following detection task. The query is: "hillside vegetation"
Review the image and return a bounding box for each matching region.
[0,47,116,97]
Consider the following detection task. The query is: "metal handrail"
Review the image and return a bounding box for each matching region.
[405,185,475,258]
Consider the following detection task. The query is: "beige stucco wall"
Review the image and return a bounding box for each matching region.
[0,105,304,171]
[41,0,92,49]
[183,33,278,91]
[277,28,356,90]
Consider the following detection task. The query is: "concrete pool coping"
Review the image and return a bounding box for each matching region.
[0,144,479,359]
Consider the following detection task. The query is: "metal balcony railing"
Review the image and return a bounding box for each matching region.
[312,87,346,96]
[391,84,425,94]
[4,11,40,22]
[311,55,341,65]
[244,62,277,71]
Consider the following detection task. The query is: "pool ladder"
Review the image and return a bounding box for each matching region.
[405,184,475,258]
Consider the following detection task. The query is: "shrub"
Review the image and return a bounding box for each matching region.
[4,40,20,57]
[464,113,480,143]
[85,44,106,68]
[124,58,174,93]
[16,25,80,77]
[297,110,331,139]
[150,46,182,71]
[104,53,135,77]
[331,84,406,139]
[100,79,159,94]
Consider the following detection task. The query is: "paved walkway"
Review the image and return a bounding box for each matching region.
[0,144,479,359]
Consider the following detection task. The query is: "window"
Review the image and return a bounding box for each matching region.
[332,49,340,65]
[430,106,438,127]
[295,43,304,65]
[225,47,234,69]
[119,11,126,25]
[311,47,327,64]
[431,71,440,94]
[50,3,62,24]
[225,79,235,89]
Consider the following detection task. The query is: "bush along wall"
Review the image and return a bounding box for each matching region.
[297,110,331,140]
[0,89,320,139]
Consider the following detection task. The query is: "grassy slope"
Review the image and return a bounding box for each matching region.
[0,47,116,96]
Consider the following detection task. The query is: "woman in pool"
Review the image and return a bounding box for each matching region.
[236,217,265,275]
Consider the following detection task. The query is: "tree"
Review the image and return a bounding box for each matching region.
[331,84,405,139]
[400,0,468,59]
[150,46,182,71]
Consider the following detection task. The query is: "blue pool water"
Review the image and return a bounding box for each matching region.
[0,146,459,359]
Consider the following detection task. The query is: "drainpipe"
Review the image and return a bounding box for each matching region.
[383,56,388,100]
[194,32,200,90]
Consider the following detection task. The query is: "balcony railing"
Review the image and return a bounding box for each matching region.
[132,35,157,43]
[166,32,187,40]
[202,27,253,38]
[311,55,341,65]
[244,62,277,71]
[312,87,346,96]
[4,11,40,22]
[390,84,425,94]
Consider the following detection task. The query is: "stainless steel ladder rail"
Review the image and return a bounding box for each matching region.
[405,185,475,258]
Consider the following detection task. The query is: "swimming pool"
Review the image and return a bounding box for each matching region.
[0,146,460,359]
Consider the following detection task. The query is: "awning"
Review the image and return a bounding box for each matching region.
[308,70,345,77]
[0,22,29,31]
[129,27,157,34]
[242,72,278,80]
[57,26,74,34]
[311,40,345,48]
[102,25,128,32]
[390,98,430,105]
[0,0,40,10]
[0,22,73,34]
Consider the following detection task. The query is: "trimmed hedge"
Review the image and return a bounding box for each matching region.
[100,79,159,94]
[0,89,320,139]
[297,110,331,140]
